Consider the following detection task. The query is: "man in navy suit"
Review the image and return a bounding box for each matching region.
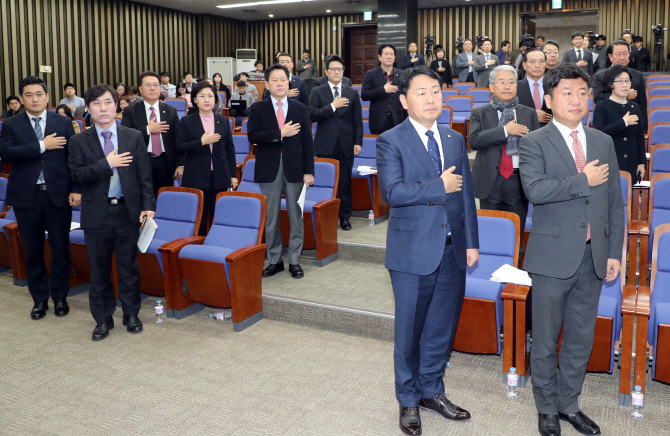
[376,66,479,435]
[0,76,80,320]
[362,44,407,135]
[262,53,309,106]
[401,42,426,69]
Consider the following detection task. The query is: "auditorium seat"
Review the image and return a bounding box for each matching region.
[236,158,262,194]
[0,206,15,269]
[649,87,670,99]
[228,117,235,132]
[362,120,370,135]
[442,89,459,103]
[648,122,670,153]
[445,95,474,142]
[73,118,85,132]
[158,192,267,330]
[362,108,369,119]
[165,98,188,119]
[232,133,251,182]
[649,144,670,179]
[115,119,121,125]
[218,92,227,110]
[241,117,249,133]
[649,107,670,127]
[278,158,341,266]
[466,88,491,107]
[647,75,670,82]
[454,82,476,94]
[581,110,590,126]
[351,135,388,222]
[312,122,317,134]
[588,96,594,127]
[648,96,670,111]
[47,107,57,113]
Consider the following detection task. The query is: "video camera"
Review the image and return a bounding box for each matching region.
[652,24,667,43]
[424,35,436,57]
[586,31,598,46]
[455,36,465,53]
[475,35,489,49]
[520,34,535,49]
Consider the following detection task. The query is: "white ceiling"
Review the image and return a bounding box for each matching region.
[130,0,521,22]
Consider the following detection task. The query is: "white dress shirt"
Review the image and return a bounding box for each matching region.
[552,118,587,161]
[408,117,444,164]
[329,81,342,112]
[144,100,165,153]
[497,109,519,168]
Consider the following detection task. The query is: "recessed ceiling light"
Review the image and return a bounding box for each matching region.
[218,0,313,9]
[326,9,331,13]
[269,14,274,17]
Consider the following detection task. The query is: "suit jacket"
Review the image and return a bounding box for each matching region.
[635,47,650,72]
[628,48,639,70]
[494,49,507,65]
[519,122,625,279]
[262,75,309,106]
[0,111,78,207]
[593,66,648,130]
[516,78,553,127]
[121,101,183,171]
[455,52,478,83]
[68,125,155,229]
[308,83,363,156]
[175,112,237,191]
[401,54,426,69]
[247,98,314,184]
[561,48,594,77]
[313,76,351,88]
[376,118,479,275]
[429,59,453,87]
[296,58,317,80]
[474,53,500,87]
[361,67,407,132]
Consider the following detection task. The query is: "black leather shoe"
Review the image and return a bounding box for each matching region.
[340,219,352,230]
[399,406,422,435]
[122,315,143,333]
[31,302,48,320]
[54,299,69,317]
[263,263,284,277]
[419,394,471,421]
[289,264,304,279]
[559,411,600,435]
[92,319,114,341]
[538,413,561,436]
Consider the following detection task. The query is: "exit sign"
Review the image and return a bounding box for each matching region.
[364,11,372,21]
[552,0,562,8]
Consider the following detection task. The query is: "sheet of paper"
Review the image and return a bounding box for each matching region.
[633,181,651,188]
[646,153,651,159]
[357,165,378,175]
[298,183,307,213]
[70,222,80,231]
[592,53,599,62]
[490,264,533,286]
[137,217,158,254]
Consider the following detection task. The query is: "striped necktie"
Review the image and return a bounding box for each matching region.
[33,117,45,184]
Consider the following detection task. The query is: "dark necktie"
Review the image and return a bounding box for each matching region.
[577,49,582,61]
[33,117,45,184]
[425,130,442,177]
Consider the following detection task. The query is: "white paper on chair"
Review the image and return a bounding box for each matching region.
[490,264,532,286]
[137,217,158,254]
[298,183,307,213]
[70,222,80,231]
[633,181,651,188]
[358,165,377,175]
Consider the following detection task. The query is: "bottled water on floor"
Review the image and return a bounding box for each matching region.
[210,309,232,321]
[506,367,518,398]
[368,210,375,226]
[155,300,164,324]
[631,385,644,419]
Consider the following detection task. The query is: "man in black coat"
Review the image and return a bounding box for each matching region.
[633,36,651,72]
[0,76,80,320]
[309,55,364,230]
[248,65,315,280]
[401,42,426,69]
[262,53,310,106]
[69,84,155,341]
[516,49,553,127]
[593,41,648,130]
[361,44,407,135]
[122,71,182,197]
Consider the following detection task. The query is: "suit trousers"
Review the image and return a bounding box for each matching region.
[14,189,72,304]
[370,113,396,136]
[199,171,224,236]
[478,171,528,260]
[259,160,304,265]
[84,202,141,325]
[150,153,170,198]
[529,242,602,415]
[466,72,475,83]
[318,139,354,220]
[389,242,466,407]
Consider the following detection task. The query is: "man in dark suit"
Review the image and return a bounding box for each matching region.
[377,67,479,435]
[516,48,553,126]
[469,65,540,261]
[73,105,92,127]
[622,32,638,69]
[474,39,500,87]
[593,41,648,130]
[309,55,363,231]
[519,63,625,436]
[122,71,182,198]
[0,76,80,320]
[262,53,309,106]
[361,44,406,135]
[561,32,594,77]
[495,40,512,65]
[401,42,426,69]
[68,84,156,341]
[633,36,651,72]
[248,65,314,280]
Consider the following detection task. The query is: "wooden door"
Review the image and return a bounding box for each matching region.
[349,26,378,85]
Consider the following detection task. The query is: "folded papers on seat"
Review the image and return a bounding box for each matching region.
[490,264,532,286]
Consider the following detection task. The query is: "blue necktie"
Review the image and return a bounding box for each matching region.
[425,130,442,177]
[101,131,123,199]
[33,117,45,184]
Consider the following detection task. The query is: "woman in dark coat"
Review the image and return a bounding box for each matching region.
[592,64,646,180]
[429,47,453,87]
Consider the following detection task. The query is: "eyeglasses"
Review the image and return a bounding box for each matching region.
[526,59,546,65]
[613,79,632,84]
[142,83,161,89]
[327,67,344,72]
[543,50,559,55]
[196,94,215,99]
[494,81,517,87]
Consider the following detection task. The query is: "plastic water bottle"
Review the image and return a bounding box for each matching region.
[506,367,518,398]
[368,210,375,226]
[155,300,164,324]
[210,309,232,321]
[631,385,644,419]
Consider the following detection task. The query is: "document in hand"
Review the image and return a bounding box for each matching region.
[357,166,377,175]
[298,183,307,213]
[490,264,533,286]
[138,217,158,254]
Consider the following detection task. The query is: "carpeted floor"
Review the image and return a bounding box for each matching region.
[1,270,669,436]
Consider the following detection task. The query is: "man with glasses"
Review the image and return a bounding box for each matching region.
[469,65,539,261]
[541,40,561,72]
[262,53,309,105]
[517,48,553,127]
[309,55,363,231]
[122,71,182,197]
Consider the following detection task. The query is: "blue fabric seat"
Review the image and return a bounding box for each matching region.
[232,134,251,164]
[466,89,490,108]
[651,148,670,178]
[165,98,187,119]
[648,232,670,378]
[237,159,262,194]
[648,177,670,258]
[436,107,452,129]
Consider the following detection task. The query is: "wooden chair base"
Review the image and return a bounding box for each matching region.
[453,296,500,354]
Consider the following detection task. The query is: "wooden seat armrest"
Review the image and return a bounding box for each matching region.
[635,286,651,317]
[3,222,18,232]
[158,236,206,253]
[312,198,341,210]
[501,283,518,300]
[513,285,531,301]
[226,243,267,263]
[629,220,650,235]
[622,284,638,315]
[0,212,7,219]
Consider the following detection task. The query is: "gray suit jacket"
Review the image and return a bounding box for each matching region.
[519,122,625,280]
[455,52,478,83]
[473,53,500,87]
[469,104,539,199]
[561,48,594,77]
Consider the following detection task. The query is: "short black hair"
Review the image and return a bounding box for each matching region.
[325,55,345,70]
[541,40,560,51]
[519,41,528,48]
[621,31,633,37]
[212,72,222,82]
[56,104,73,119]
[184,72,193,79]
[378,44,396,57]
[608,40,630,56]
[237,80,247,87]
[398,66,442,97]
[536,35,545,41]
[6,95,20,105]
[277,53,293,63]
[543,62,590,97]
[633,36,644,43]
[239,72,249,79]
[19,76,48,95]
[84,84,117,106]
[602,64,631,94]
[190,81,220,110]
[254,60,263,67]
[571,31,585,39]
[138,71,160,85]
[482,38,492,45]
[409,41,418,46]
[63,83,75,91]
[160,71,170,78]
[597,35,607,41]
[501,40,511,48]
[523,48,546,63]
[303,49,310,54]
[264,64,290,81]
[464,39,472,44]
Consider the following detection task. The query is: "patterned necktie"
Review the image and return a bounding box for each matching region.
[425,130,442,177]
[149,107,162,156]
[33,117,45,184]
[533,82,542,110]
[276,101,285,129]
[101,131,123,199]
[333,87,339,112]
[570,130,590,241]
[486,54,490,62]
[577,49,582,61]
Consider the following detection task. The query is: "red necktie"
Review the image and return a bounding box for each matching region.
[571,130,590,241]
[149,107,162,157]
[533,82,541,110]
[276,101,285,129]
[500,144,513,179]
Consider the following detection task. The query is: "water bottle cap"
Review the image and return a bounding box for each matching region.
[210,313,214,318]
[157,300,162,304]
[635,385,641,391]
[510,367,516,372]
